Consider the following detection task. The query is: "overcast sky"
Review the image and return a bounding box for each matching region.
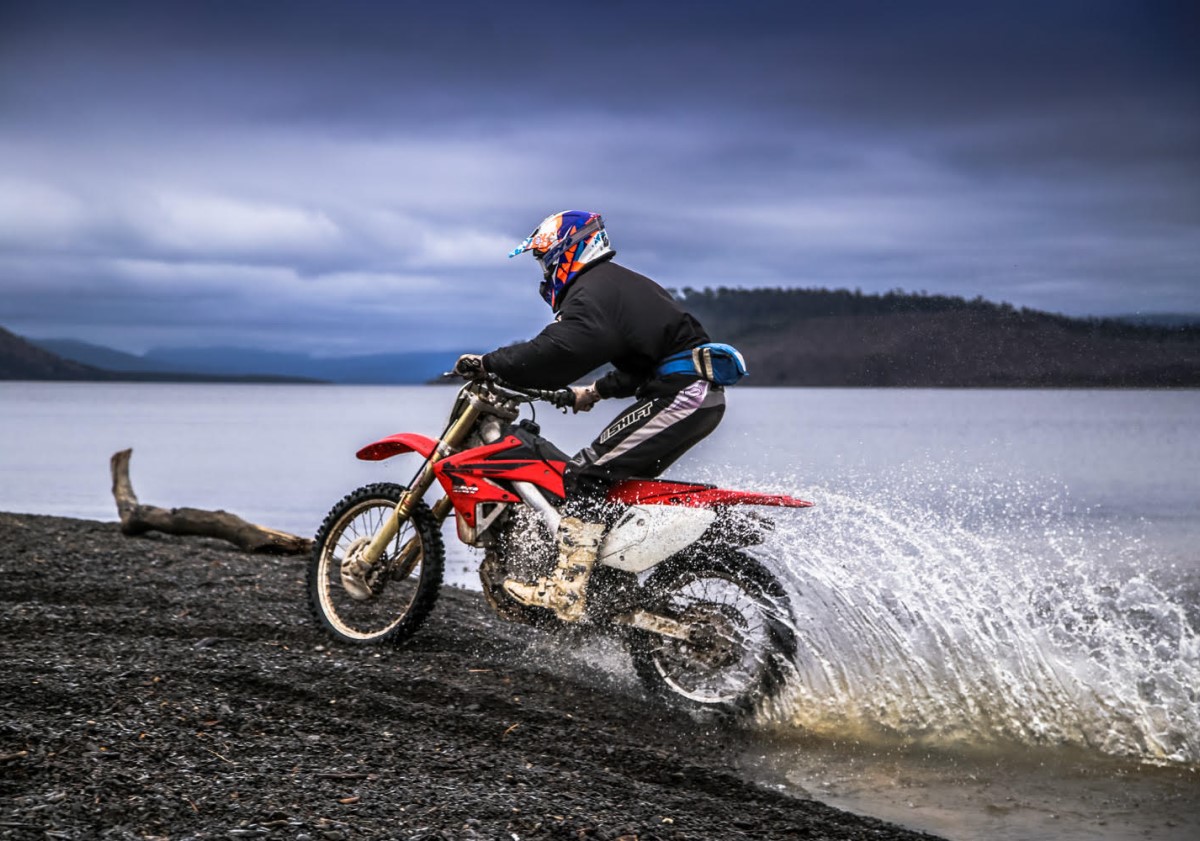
[2,0,1197,355]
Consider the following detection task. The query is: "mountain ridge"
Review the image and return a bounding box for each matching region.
[1,328,319,384]
[27,339,460,385]
[7,288,1200,386]
[0,328,107,380]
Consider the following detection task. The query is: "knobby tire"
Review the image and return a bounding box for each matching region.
[628,549,796,718]
[307,483,444,646]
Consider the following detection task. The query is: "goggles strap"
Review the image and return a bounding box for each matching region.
[563,215,603,249]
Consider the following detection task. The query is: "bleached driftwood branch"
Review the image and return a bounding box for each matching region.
[110,448,312,554]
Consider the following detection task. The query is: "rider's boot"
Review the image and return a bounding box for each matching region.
[503,517,605,623]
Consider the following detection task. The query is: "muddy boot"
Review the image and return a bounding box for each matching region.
[503,517,605,623]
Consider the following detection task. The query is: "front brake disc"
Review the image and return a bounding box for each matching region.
[340,536,391,598]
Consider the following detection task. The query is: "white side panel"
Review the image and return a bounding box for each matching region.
[597,504,716,573]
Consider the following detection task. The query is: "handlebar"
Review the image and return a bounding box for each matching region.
[491,376,574,408]
[441,371,574,409]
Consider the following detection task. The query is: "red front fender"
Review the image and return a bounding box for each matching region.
[356,432,439,462]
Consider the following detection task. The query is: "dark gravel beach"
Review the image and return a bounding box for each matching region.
[0,512,940,841]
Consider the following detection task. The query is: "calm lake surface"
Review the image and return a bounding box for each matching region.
[2,383,1198,840]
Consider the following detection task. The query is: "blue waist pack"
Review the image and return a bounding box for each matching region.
[656,343,748,386]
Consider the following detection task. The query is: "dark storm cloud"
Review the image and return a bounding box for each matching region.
[1,0,1196,354]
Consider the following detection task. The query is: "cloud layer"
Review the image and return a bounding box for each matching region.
[1,0,1197,354]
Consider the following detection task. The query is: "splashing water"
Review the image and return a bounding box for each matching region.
[716,470,1199,766]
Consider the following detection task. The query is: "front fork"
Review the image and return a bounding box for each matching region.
[357,397,485,568]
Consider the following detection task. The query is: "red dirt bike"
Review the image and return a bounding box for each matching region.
[308,375,813,715]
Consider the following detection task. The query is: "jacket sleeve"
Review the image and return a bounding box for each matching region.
[482,300,618,389]
[594,369,643,399]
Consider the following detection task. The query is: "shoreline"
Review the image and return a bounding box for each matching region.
[0,512,941,840]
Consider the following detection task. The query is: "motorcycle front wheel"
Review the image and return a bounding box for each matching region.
[628,550,796,717]
[308,483,444,645]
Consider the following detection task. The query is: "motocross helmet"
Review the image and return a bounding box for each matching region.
[507,210,614,310]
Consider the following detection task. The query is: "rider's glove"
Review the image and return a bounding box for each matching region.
[571,384,601,414]
[454,354,485,380]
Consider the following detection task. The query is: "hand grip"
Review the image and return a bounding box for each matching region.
[549,388,575,409]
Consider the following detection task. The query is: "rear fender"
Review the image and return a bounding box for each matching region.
[356,432,439,461]
[608,478,813,509]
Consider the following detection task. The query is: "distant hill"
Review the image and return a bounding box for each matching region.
[8,289,1200,387]
[676,288,1200,387]
[0,326,107,380]
[32,338,177,373]
[4,329,318,383]
[22,337,459,384]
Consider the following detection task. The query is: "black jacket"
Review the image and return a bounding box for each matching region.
[483,260,709,398]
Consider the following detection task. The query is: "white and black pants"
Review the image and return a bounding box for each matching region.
[564,377,725,519]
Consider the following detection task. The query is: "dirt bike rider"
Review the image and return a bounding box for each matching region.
[454,210,726,623]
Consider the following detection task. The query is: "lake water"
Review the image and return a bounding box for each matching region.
[2,383,1198,840]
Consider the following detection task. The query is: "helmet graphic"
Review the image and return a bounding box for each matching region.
[508,210,614,309]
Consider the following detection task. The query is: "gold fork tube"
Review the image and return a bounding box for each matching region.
[430,495,454,523]
[359,398,484,565]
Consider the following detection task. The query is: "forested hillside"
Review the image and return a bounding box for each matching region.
[0,325,105,380]
[676,288,1200,387]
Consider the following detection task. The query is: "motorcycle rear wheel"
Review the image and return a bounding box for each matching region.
[628,550,796,717]
[308,483,444,645]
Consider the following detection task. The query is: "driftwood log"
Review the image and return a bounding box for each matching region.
[110,448,312,554]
